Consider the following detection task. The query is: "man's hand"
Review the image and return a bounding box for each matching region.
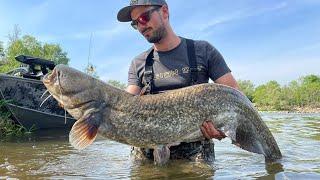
[200,121,226,140]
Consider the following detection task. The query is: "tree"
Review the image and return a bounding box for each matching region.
[43,43,69,65]
[0,41,3,54]
[253,81,282,110]
[0,41,4,62]
[238,80,255,101]
[300,74,320,85]
[282,80,299,108]
[299,75,320,107]
[7,25,21,44]
[0,35,70,73]
[252,75,320,110]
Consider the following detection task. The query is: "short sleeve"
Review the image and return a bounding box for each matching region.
[206,43,231,81]
[128,60,143,87]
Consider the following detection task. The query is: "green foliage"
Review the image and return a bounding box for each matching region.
[107,80,127,90]
[0,100,32,138]
[0,41,4,63]
[253,81,282,110]
[248,75,320,111]
[298,75,320,107]
[301,74,320,84]
[0,41,4,54]
[238,80,255,101]
[0,34,70,73]
[43,43,69,65]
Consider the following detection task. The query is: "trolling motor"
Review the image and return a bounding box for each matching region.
[14,55,56,80]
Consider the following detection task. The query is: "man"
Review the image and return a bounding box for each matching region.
[117,0,239,162]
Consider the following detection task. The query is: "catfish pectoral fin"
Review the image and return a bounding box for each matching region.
[153,145,170,165]
[69,111,103,150]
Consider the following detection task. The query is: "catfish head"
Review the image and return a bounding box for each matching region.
[43,64,106,118]
[43,64,108,149]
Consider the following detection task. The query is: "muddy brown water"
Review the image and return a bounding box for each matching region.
[1,113,319,179]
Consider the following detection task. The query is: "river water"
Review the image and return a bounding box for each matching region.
[0,113,319,179]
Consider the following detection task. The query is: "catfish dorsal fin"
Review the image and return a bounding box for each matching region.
[69,109,104,150]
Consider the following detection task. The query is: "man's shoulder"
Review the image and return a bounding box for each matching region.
[195,39,215,50]
[132,48,153,62]
[182,37,215,51]
[182,38,217,55]
[129,48,154,70]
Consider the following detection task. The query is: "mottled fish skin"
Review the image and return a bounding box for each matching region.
[43,65,282,163]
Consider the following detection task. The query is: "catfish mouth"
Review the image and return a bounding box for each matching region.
[42,67,96,110]
[43,68,70,95]
[42,68,66,102]
[43,68,58,85]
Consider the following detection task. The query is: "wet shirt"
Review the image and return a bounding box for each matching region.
[128,37,231,93]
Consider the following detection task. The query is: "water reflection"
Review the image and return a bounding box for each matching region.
[130,159,215,179]
[262,161,284,179]
[0,113,319,179]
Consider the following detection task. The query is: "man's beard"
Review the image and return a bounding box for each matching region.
[145,25,167,43]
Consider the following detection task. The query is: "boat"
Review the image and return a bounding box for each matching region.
[0,55,76,130]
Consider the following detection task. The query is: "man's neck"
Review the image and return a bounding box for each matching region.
[153,32,181,52]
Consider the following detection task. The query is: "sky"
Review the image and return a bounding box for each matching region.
[0,0,319,86]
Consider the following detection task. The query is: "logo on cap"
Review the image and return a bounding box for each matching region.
[130,0,139,5]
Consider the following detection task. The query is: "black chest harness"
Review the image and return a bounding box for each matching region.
[142,39,198,94]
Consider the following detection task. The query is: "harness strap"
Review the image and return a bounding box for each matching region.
[143,48,155,94]
[186,39,198,85]
[142,39,198,94]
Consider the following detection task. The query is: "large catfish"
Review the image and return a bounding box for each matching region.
[43,65,282,164]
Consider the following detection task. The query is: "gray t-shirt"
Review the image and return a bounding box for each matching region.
[128,37,231,93]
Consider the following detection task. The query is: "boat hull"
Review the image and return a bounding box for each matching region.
[0,74,75,129]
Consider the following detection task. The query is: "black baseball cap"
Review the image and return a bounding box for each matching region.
[117,0,167,22]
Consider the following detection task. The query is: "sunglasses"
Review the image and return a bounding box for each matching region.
[131,6,161,30]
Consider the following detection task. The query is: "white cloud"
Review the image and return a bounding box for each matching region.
[176,1,288,35]
[201,2,288,31]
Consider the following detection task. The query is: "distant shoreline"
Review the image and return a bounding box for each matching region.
[258,107,320,114]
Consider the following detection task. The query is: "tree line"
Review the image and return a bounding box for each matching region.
[238,75,320,111]
[0,26,69,73]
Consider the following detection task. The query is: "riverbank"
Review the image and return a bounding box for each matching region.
[258,107,320,114]
[0,100,33,137]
